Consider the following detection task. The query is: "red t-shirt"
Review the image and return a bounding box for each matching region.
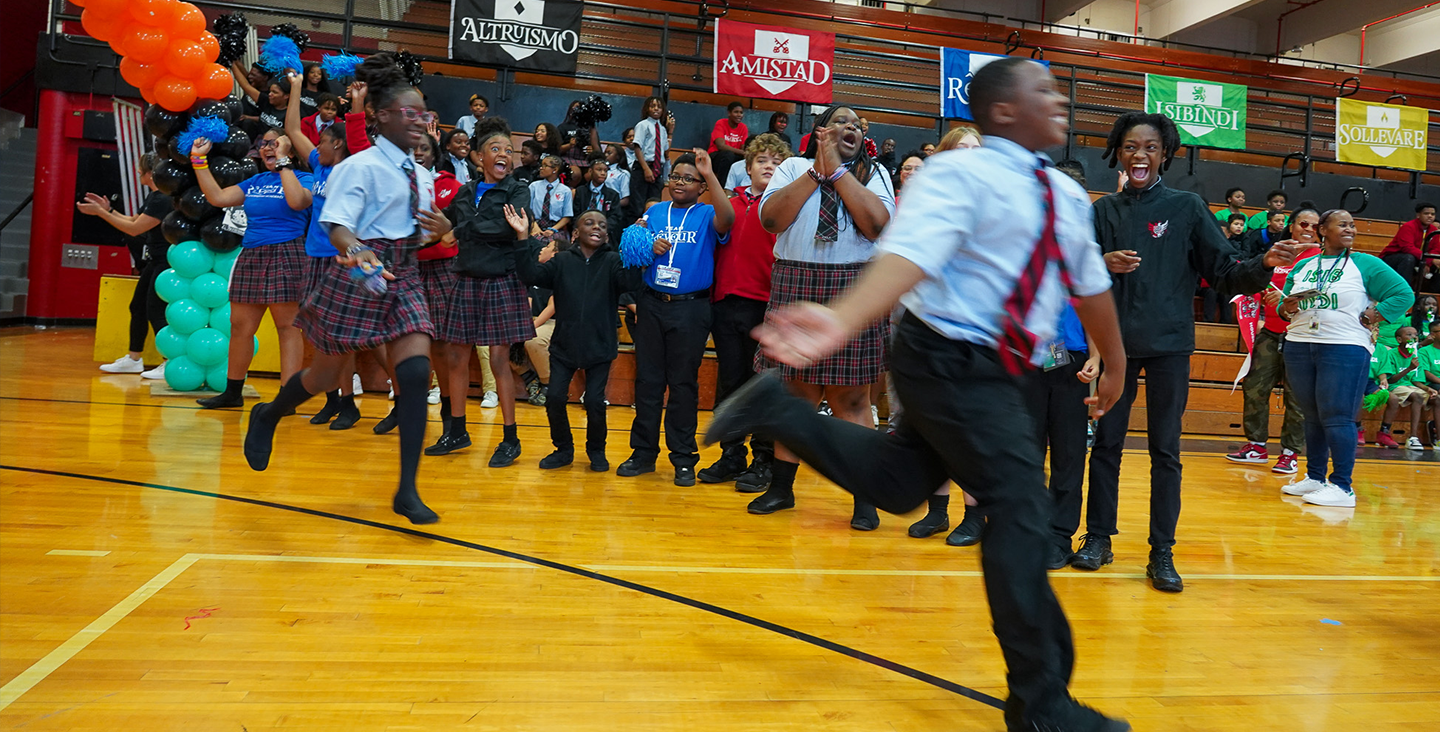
[708,119,748,155]
[1261,246,1320,333]
[713,186,775,303]
[419,170,461,261]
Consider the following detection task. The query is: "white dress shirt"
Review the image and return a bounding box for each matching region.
[725,158,751,191]
[760,156,897,264]
[881,136,1112,364]
[320,135,436,240]
[632,117,669,176]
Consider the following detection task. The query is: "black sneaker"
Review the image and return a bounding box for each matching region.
[489,439,522,467]
[1147,548,1184,593]
[907,510,949,538]
[1008,695,1130,732]
[373,408,399,434]
[703,371,786,446]
[329,401,361,431]
[539,450,573,469]
[1070,533,1113,571]
[698,452,748,484]
[424,432,471,456]
[197,391,244,409]
[617,456,656,477]
[674,466,696,487]
[733,459,772,493]
[1047,541,1073,570]
[588,450,610,472]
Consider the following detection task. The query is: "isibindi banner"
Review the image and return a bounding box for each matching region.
[713,19,834,105]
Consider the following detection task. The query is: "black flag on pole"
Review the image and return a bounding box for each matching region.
[449,0,583,73]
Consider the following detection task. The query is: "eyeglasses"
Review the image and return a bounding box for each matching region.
[257,139,279,149]
[900,165,922,172]
[381,106,424,121]
[668,174,701,185]
[1293,221,1316,229]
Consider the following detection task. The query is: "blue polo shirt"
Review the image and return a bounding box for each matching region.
[304,150,337,257]
[1059,303,1087,353]
[238,170,313,249]
[642,201,724,295]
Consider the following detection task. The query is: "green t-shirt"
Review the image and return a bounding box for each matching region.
[1369,345,1394,381]
[1216,208,1246,226]
[1386,344,1426,386]
[1418,343,1440,384]
[1246,210,1286,230]
[1377,314,1407,347]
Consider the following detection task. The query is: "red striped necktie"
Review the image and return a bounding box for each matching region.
[996,165,1074,376]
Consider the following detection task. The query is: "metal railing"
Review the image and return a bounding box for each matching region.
[0,194,34,234]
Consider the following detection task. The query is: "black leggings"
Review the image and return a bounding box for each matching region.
[129,260,168,353]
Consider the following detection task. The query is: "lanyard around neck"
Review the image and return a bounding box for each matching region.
[1314,249,1351,294]
[665,202,693,266]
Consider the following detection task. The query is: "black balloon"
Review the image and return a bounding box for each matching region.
[235,157,259,181]
[144,104,186,139]
[199,217,243,253]
[190,99,233,125]
[160,136,190,165]
[208,156,243,188]
[152,160,196,196]
[214,126,251,159]
[222,94,244,122]
[161,210,199,245]
[178,186,217,221]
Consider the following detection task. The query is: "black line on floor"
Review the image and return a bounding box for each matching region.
[0,463,1006,711]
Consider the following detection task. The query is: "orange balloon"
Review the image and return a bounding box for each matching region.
[171,5,208,39]
[154,75,197,112]
[195,33,220,62]
[120,56,166,90]
[123,25,170,63]
[140,84,157,104]
[198,64,235,101]
[165,40,209,79]
[79,8,122,42]
[86,0,129,15]
[128,0,178,27]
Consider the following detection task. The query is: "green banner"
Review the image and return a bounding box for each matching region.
[1144,74,1247,150]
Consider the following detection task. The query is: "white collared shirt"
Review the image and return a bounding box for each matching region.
[320,135,435,240]
[881,136,1111,363]
[760,156,896,264]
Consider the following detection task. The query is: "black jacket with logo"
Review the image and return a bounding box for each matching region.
[514,242,644,369]
[573,184,625,245]
[444,175,532,279]
[1093,181,1272,358]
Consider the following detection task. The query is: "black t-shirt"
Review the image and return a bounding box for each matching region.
[140,190,174,265]
[257,98,285,131]
[529,285,553,319]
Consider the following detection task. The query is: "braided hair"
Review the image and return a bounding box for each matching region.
[1102,111,1182,170]
[804,105,877,187]
[471,117,511,149]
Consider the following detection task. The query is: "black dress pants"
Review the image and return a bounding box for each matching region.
[1086,353,1190,550]
[546,358,612,454]
[745,313,1074,714]
[1028,354,1091,551]
[629,291,712,468]
[128,259,168,353]
[711,295,774,462]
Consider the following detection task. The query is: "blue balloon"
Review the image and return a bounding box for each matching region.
[154,268,191,304]
[208,302,231,336]
[205,362,229,391]
[164,355,206,391]
[185,327,229,366]
[165,298,209,335]
[169,240,216,279]
[190,273,230,309]
[155,326,190,360]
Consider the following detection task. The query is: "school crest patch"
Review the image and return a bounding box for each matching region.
[1149,221,1170,238]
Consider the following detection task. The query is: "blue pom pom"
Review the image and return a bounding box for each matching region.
[257,36,302,75]
[176,116,231,160]
[321,53,364,80]
[619,224,657,268]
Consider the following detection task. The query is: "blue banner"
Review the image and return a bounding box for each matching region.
[941,49,1046,120]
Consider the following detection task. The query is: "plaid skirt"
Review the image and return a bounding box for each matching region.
[436,271,536,346]
[755,259,890,386]
[229,236,307,304]
[295,238,435,356]
[418,257,459,337]
[303,255,331,297]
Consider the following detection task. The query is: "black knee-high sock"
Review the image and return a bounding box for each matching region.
[269,371,315,413]
[767,460,799,498]
[959,501,984,526]
[224,378,245,397]
[439,395,452,421]
[394,355,430,494]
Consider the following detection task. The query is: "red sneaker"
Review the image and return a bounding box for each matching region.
[1376,431,1401,448]
[1226,442,1269,463]
[1272,452,1298,474]
[1357,428,1366,447]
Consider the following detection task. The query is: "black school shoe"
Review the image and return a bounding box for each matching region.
[1048,541,1073,570]
[329,400,361,431]
[198,391,244,409]
[698,452,748,484]
[588,450,610,472]
[489,439,522,468]
[907,510,949,538]
[616,456,656,477]
[373,408,399,435]
[243,402,280,471]
[1069,533,1114,571]
[424,432,471,456]
[733,458,772,493]
[1006,695,1130,732]
[539,450,573,469]
[1146,548,1184,592]
[309,392,340,424]
[674,465,697,487]
[850,500,879,531]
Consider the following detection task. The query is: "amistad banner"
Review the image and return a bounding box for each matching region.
[713,19,834,105]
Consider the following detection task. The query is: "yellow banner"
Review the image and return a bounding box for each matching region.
[1335,98,1429,171]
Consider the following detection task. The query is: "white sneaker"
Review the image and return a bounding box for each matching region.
[871,404,880,428]
[1281,476,1327,496]
[352,374,363,395]
[481,391,499,408]
[427,386,441,405]
[388,380,395,401]
[1303,484,1356,507]
[1406,437,1424,451]
[140,362,166,380]
[99,355,144,374]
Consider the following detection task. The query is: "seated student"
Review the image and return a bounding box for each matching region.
[529,155,573,244]
[1246,189,1288,230]
[518,283,555,407]
[1242,209,1289,260]
[1377,326,1437,450]
[513,140,544,188]
[602,144,633,215]
[1214,187,1247,226]
[1418,321,1440,448]
[1380,202,1438,290]
[515,209,644,471]
[437,129,475,186]
[574,157,625,244]
[724,156,751,191]
[1358,334,1398,446]
[300,93,342,147]
[454,93,489,136]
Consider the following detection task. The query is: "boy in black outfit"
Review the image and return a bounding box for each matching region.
[513,140,544,187]
[513,208,644,471]
[574,157,625,245]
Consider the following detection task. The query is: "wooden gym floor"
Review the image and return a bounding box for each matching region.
[1,327,1437,731]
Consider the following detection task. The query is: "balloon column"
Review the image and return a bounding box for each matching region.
[153,242,254,392]
[76,0,234,110]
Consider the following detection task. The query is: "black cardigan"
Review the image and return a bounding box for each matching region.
[444,175,533,278]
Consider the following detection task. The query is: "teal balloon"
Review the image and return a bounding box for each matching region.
[165,298,209,335]
[155,326,190,359]
[211,247,241,280]
[205,362,228,391]
[190,273,229,309]
[169,240,215,279]
[185,327,229,366]
[164,355,205,391]
[253,335,260,354]
[154,268,191,304]
[208,302,231,336]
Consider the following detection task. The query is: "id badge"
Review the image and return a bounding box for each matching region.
[655,264,682,289]
[1308,318,1320,332]
[1042,340,1071,371]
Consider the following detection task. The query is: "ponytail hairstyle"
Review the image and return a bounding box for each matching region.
[803,105,877,187]
[471,116,512,149]
[353,52,413,114]
[1102,111,1182,171]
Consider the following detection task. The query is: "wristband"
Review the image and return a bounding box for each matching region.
[274,156,293,170]
[190,156,208,169]
[829,167,848,183]
[806,167,823,184]
[346,243,373,257]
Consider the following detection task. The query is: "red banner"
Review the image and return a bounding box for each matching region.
[713,19,834,104]
[1230,294,1262,391]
